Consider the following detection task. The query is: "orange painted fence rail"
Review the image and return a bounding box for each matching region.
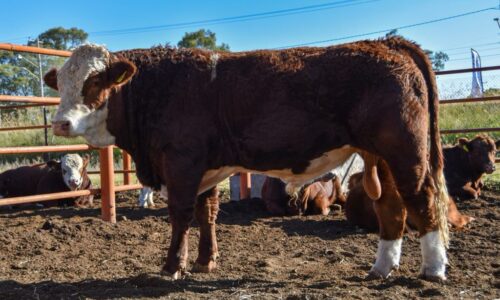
[0,144,135,223]
[0,43,71,57]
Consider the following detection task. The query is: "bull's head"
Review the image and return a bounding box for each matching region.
[458,136,499,174]
[44,44,136,147]
[60,154,90,191]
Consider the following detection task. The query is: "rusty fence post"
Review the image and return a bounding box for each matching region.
[239,172,251,200]
[99,146,116,223]
[122,150,131,185]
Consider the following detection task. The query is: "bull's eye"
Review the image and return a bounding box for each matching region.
[62,169,67,175]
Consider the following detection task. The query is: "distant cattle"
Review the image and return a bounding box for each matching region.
[46,37,450,280]
[345,162,474,232]
[262,172,345,216]
[0,154,93,207]
[444,135,499,200]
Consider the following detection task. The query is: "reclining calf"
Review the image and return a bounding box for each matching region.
[45,37,450,280]
[443,135,499,200]
[0,154,93,207]
[261,172,345,216]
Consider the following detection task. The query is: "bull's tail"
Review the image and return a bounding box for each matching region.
[384,37,449,246]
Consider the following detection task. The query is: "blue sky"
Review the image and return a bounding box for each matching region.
[1,0,499,70]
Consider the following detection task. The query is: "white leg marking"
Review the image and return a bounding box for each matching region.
[420,231,448,280]
[370,238,402,278]
[146,189,155,207]
[138,187,153,208]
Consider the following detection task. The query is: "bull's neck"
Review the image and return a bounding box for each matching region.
[105,88,135,156]
[448,147,481,180]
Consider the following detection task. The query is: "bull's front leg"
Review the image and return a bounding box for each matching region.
[192,186,219,272]
[460,183,479,200]
[161,161,203,279]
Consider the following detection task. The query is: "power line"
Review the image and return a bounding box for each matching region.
[0,0,379,42]
[90,0,379,37]
[275,6,499,49]
[445,45,500,56]
[439,41,500,52]
[447,52,500,61]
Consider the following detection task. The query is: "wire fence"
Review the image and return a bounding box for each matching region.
[436,67,500,145]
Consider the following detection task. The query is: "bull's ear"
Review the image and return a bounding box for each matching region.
[43,68,58,91]
[82,154,90,169]
[458,138,470,152]
[108,60,136,86]
[46,160,61,170]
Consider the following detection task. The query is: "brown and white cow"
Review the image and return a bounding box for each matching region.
[44,37,450,280]
[0,154,93,207]
[261,172,345,216]
[345,162,474,232]
[444,135,499,200]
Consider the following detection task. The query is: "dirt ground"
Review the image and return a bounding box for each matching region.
[0,189,498,300]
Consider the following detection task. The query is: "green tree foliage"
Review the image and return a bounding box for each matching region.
[424,50,449,71]
[27,27,88,50]
[0,27,88,99]
[385,29,449,71]
[177,29,230,51]
[0,51,33,96]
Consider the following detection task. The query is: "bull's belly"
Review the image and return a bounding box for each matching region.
[198,146,355,194]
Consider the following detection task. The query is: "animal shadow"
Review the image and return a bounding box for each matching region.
[0,274,286,299]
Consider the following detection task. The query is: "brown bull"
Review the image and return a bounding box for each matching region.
[45,37,450,280]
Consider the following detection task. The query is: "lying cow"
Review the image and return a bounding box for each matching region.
[261,172,345,216]
[46,36,450,280]
[444,135,499,200]
[0,154,93,207]
[345,163,474,232]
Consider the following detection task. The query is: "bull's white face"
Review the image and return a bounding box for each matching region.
[61,154,86,190]
[45,44,136,147]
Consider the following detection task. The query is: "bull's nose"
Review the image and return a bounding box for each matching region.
[52,120,71,136]
[486,163,496,174]
[68,179,80,190]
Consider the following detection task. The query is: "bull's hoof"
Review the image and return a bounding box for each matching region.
[160,269,191,280]
[160,266,190,280]
[419,270,447,282]
[192,260,217,273]
[366,266,395,280]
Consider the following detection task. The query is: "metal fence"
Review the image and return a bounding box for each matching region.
[0,43,142,223]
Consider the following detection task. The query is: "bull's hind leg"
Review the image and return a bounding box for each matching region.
[368,160,407,279]
[386,159,448,281]
[192,186,220,273]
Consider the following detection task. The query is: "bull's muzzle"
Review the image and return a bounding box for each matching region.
[486,163,496,174]
[52,120,71,136]
[68,179,80,190]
